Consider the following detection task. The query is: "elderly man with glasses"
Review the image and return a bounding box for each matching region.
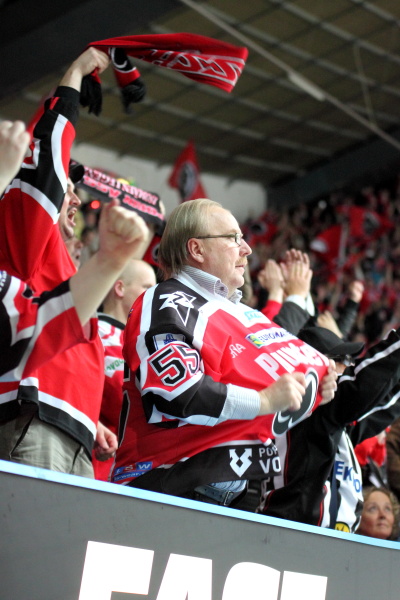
[112,199,337,505]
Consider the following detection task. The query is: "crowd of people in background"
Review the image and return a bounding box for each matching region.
[2,47,400,546]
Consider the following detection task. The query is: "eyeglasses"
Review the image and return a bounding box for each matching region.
[330,355,355,367]
[192,233,244,246]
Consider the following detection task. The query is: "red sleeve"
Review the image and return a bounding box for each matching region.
[0,87,79,291]
[0,270,90,379]
[261,299,282,320]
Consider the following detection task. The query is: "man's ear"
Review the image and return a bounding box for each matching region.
[187,238,205,265]
[114,279,125,299]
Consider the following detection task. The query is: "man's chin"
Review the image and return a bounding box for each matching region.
[59,224,74,243]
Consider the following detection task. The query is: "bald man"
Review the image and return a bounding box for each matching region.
[93,260,156,480]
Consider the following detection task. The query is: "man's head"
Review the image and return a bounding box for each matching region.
[102,259,156,323]
[298,326,364,374]
[159,198,251,295]
[59,177,81,242]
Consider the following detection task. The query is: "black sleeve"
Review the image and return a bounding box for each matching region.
[336,299,359,339]
[349,384,400,446]
[273,301,310,335]
[320,329,400,431]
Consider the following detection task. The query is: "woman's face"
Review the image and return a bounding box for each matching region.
[358,491,395,540]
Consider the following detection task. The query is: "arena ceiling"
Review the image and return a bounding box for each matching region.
[2,0,400,207]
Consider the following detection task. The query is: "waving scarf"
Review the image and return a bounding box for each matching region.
[81,33,248,114]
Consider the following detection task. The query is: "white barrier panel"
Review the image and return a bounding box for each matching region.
[0,460,398,600]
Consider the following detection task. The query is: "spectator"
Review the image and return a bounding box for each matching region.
[386,418,400,503]
[112,198,336,505]
[356,487,400,541]
[0,48,149,477]
[94,259,156,480]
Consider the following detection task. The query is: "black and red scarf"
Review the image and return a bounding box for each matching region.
[81,33,248,114]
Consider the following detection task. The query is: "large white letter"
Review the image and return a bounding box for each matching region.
[156,553,212,600]
[280,571,327,600]
[222,562,280,600]
[79,541,154,600]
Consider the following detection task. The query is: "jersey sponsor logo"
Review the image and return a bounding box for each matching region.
[229,343,246,358]
[335,522,350,533]
[246,328,296,348]
[104,357,124,377]
[334,460,362,492]
[229,448,252,477]
[272,369,319,436]
[113,461,152,482]
[258,446,281,475]
[159,291,196,326]
[244,309,263,321]
[153,333,186,350]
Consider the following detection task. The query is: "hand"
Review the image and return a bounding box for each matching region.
[94,422,118,461]
[284,248,310,267]
[281,259,313,298]
[348,280,364,303]
[97,198,150,268]
[0,120,30,195]
[257,260,284,302]
[318,360,337,405]
[59,47,110,91]
[317,311,343,338]
[258,372,306,415]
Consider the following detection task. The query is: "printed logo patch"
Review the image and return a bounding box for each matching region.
[159,291,196,326]
[335,522,350,532]
[244,309,264,321]
[246,328,296,348]
[153,333,186,350]
[272,369,318,436]
[113,462,152,482]
[229,448,252,477]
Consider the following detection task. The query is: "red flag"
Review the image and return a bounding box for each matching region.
[168,140,207,202]
[344,206,393,242]
[310,224,343,265]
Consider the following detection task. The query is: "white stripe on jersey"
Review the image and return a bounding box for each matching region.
[6,179,60,223]
[14,289,74,380]
[52,113,69,192]
[4,276,35,344]
[16,385,97,437]
[136,286,157,386]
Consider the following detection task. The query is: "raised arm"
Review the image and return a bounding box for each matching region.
[0,120,30,194]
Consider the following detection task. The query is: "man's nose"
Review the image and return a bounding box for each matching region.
[240,239,252,256]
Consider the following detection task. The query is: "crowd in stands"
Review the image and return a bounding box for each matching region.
[2,47,400,546]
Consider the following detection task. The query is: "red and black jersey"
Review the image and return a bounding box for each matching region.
[112,273,329,496]
[93,313,125,481]
[0,86,104,456]
[0,270,88,381]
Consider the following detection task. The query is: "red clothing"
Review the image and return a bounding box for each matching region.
[93,314,125,481]
[113,273,329,494]
[0,271,87,379]
[355,435,386,467]
[0,86,103,456]
[261,299,282,321]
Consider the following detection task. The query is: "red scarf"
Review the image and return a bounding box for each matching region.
[81,33,248,114]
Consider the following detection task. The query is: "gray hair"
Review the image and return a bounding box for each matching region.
[158,198,223,278]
